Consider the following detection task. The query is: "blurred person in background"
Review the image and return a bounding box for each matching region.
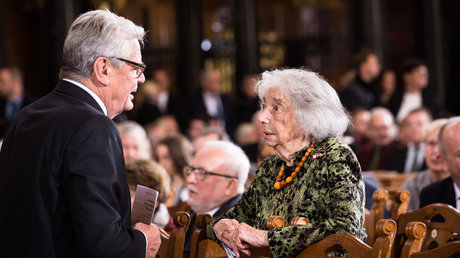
[387,108,432,173]
[154,134,194,206]
[402,119,449,211]
[377,70,396,106]
[387,58,441,122]
[340,48,381,111]
[419,117,460,209]
[126,159,175,233]
[144,115,180,147]
[192,126,230,153]
[190,69,237,138]
[0,66,34,138]
[355,107,402,171]
[235,73,260,125]
[117,120,152,163]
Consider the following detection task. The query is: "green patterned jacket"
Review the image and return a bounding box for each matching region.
[207,137,366,257]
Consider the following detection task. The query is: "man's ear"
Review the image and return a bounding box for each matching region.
[224,178,238,196]
[93,57,111,86]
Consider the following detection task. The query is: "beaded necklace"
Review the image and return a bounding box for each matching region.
[274,141,315,190]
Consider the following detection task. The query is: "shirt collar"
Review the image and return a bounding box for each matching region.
[63,78,108,116]
[453,180,460,200]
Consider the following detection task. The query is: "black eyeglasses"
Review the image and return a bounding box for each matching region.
[110,57,146,78]
[183,165,238,180]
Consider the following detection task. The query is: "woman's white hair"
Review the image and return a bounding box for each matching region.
[59,9,145,79]
[117,121,151,160]
[256,68,350,142]
[200,140,250,194]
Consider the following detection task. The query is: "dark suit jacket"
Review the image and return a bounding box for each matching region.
[190,93,237,138]
[340,76,378,111]
[386,146,427,173]
[419,176,457,209]
[0,80,145,257]
[355,140,404,171]
[183,193,243,258]
[0,94,34,138]
[135,93,188,132]
[386,89,441,118]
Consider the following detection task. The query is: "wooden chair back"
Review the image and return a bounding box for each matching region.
[297,219,397,258]
[167,201,190,218]
[156,211,191,258]
[189,214,227,258]
[365,189,389,245]
[390,190,411,220]
[400,221,426,258]
[393,203,460,257]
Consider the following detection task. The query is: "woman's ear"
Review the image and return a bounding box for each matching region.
[93,57,111,86]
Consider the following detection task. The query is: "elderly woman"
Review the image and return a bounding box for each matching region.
[207,68,365,257]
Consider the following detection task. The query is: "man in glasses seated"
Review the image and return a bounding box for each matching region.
[182,140,250,257]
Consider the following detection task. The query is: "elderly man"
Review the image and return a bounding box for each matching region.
[420,117,460,209]
[0,10,160,257]
[355,107,403,171]
[183,140,250,257]
[387,108,432,173]
[0,66,33,138]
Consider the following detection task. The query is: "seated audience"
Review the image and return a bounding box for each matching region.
[355,107,402,171]
[387,108,432,173]
[387,58,441,122]
[0,66,34,138]
[126,159,174,233]
[346,108,371,151]
[183,140,250,257]
[235,122,259,164]
[377,69,396,106]
[235,73,260,124]
[144,115,180,147]
[420,117,460,209]
[189,69,237,138]
[402,119,449,211]
[154,134,193,206]
[192,126,230,153]
[340,48,381,111]
[117,120,152,162]
[209,69,365,257]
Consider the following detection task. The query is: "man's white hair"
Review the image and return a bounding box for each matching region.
[200,140,250,193]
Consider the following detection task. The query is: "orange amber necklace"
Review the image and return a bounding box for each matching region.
[274,140,315,190]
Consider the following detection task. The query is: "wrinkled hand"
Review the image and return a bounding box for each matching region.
[214,220,269,257]
[214,219,241,256]
[232,223,269,257]
[134,222,162,258]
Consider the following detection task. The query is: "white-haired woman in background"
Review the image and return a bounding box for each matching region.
[208,68,365,257]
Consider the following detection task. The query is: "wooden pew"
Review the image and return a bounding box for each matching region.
[296,219,397,258]
[393,203,460,257]
[189,214,227,258]
[156,211,191,258]
[365,189,390,246]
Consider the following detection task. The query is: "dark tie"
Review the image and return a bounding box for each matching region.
[410,146,420,172]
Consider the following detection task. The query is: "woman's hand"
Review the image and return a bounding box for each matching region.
[213,219,241,255]
[233,223,270,257]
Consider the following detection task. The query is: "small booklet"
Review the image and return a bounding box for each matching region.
[131,184,159,225]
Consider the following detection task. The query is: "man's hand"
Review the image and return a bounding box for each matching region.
[134,222,162,258]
